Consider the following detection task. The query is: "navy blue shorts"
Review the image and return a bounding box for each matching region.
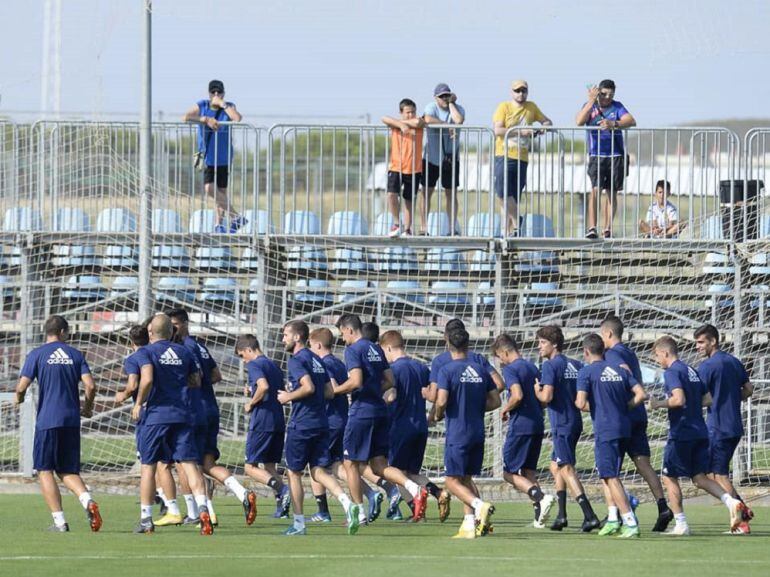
[343,416,389,462]
[663,438,710,479]
[245,429,284,465]
[285,428,331,471]
[34,427,81,474]
[138,422,199,465]
[708,434,740,475]
[389,429,428,473]
[551,430,580,466]
[494,156,527,200]
[193,424,208,465]
[328,426,345,463]
[204,414,220,460]
[444,440,484,477]
[504,433,543,474]
[626,420,651,458]
[595,438,628,479]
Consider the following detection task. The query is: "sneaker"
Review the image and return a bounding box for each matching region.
[214,223,227,234]
[437,489,451,523]
[581,517,601,533]
[243,490,257,525]
[86,500,103,532]
[585,227,598,239]
[452,524,476,539]
[628,493,639,512]
[727,521,751,535]
[154,493,167,516]
[388,224,402,238]
[274,486,291,518]
[412,487,428,521]
[536,494,555,528]
[210,511,219,527]
[229,215,248,233]
[602,229,612,239]
[598,520,621,536]
[390,508,404,521]
[134,517,154,534]
[403,228,413,237]
[283,525,307,536]
[550,517,568,531]
[652,508,674,532]
[618,524,641,539]
[729,500,747,531]
[507,228,519,238]
[310,511,332,523]
[198,507,214,536]
[742,505,755,522]
[367,492,384,523]
[154,512,183,527]
[47,523,70,532]
[182,516,200,525]
[665,524,691,536]
[386,487,402,519]
[475,502,495,536]
[346,504,360,536]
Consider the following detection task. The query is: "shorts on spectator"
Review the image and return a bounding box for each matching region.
[204,165,229,188]
[422,158,460,190]
[494,156,527,201]
[587,156,625,193]
[387,171,421,201]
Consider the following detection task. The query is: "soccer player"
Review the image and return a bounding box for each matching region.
[131,314,213,535]
[434,328,501,539]
[278,320,360,535]
[15,315,102,533]
[694,324,755,533]
[334,313,429,524]
[380,330,451,522]
[167,309,256,527]
[491,334,554,528]
[600,316,673,531]
[535,325,601,532]
[234,335,291,517]
[575,333,645,538]
[649,336,747,535]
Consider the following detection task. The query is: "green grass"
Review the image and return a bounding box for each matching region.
[0,494,767,577]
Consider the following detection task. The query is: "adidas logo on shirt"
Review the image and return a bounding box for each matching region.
[460,366,483,384]
[47,347,74,365]
[687,366,701,383]
[366,346,382,362]
[197,343,210,360]
[565,362,579,379]
[311,357,326,374]
[159,347,183,366]
[600,366,624,382]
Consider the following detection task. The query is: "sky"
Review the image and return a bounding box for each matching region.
[1,0,769,126]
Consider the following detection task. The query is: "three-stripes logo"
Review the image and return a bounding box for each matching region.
[366,346,382,362]
[460,366,483,384]
[311,357,326,374]
[197,343,210,360]
[687,366,701,383]
[159,347,183,366]
[47,347,73,365]
[600,366,624,383]
[565,362,579,380]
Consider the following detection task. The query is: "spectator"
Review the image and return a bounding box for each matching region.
[576,79,636,239]
[382,99,425,237]
[493,80,552,237]
[422,83,465,236]
[639,180,682,238]
[183,79,245,234]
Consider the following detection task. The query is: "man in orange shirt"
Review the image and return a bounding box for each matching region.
[382,99,425,237]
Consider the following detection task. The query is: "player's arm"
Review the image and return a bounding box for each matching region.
[702,391,713,408]
[383,387,397,404]
[245,377,269,413]
[425,382,438,403]
[381,368,395,393]
[80,372,96,418]
[15,376,32,405]
[650,387,684,409]
[501,383,523,420]
[323,380,335,400]
[132,364,154,421]
[335,367,363,395]
[210,366,223,385]
[741,381,754,401]
[628,383,647,408]
[187,370,201,389]
[489,368,506,393]
[116,374,138,404]
[575,390,590,412]
[434,388,449,421]
[485,388,502,412]
[535,382,553,405]
[278,374,314,404]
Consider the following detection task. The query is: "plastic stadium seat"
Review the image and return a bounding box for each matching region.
[428,281,469,305]
[427,212,452,237]
[521,282,562,307]
[238,248,259,270]
[248,278,262,303]
[520,214,555,238]
[3,208,43,231]
[424,247,467,272]
[469,249,496,272]
[328,211,370,271]
[0,275,15,299]
[518,214,558,274]
[336,280,376,304]
[750,253,770,275]
[52,208,97,267]
[62,275,106,300]
[285,211,326,270]
[189,209,218,233]
[476,281,495,306]
[466,213,501,237]
[376,246,419,272]
[156,277,197,303]
[199,278,238,303]
[292,279,333,305]
[373,213,396,236]
[151,209,189,269]
[284,211,321,234]
[386,280,424,304]
[703,252,735,275]
[109,276,138,298]
[189,209,234,269]
[701,215,723,240]
[240,210,273,235]
[97,208,137,267]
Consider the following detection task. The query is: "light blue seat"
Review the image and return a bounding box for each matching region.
[336,280,376,304]
[199,278,238,303]
[374,213,396,236]
[240,210,273,235]
[386,280,424,304]
[248,278,262,303]
[0,275,16,299]
[521,282,562,307]
[476,282,495,306]
[377,246,419,272]
[238,247,260,270]
[293,279,333,305]
[285,210,326,270]
[427,212,452,237]
[466,213,501,237]
[3,208,43,266]
[190,209,218,233]
[470,250,496,272]
[284,211,321,234]
[152,209,189,269]
[706,283,734,308]
[750,252,770,275]
[429,281,469,305]
[189,210,234,269]
[97,208,137,267]
[328,211,370,271]
[520,214,555,238]
[62,275,106,300]
[703,252,735,275]
[156,277,197,303]
[518,214,558,273]
[110,276,138,298]
[424,247,466,272]
[52,208,97,267]
[701,215,723,240]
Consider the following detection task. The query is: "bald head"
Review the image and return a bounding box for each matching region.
[149,314,173,341]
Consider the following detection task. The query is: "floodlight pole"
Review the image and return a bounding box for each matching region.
[138,0,153,320]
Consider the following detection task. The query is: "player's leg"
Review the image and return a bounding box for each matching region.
[202,453,256,524]
[155,462,176,515]
[662,475,690,535]
[552,433,598,530]
[444,475,476,538]
[596,439,636,536]
[138,462,158,531]
[312,463,360,533]
[632,452,672,531]
[369,455,427,521]
[59,472,101,532]
[173,423,213,535]
[38,470,68,531]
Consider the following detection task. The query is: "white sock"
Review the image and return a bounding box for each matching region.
[52,511,67,527]
[720,493,737,508]
[166,499,181,516]
[78,492,92,509]
[195,494,208,511]
[621,511,638,527]
[336,493,351,513]
[471,497,484,515]
[675,512,687,527]
[184,494,198,517]
[293,514,305,529]
[206,497,216,517]
[157,488,169,506]
[224,476,247,502]
[463,513,475,527]
[358,507,367,522]
[140,504,153,519]
[607,506,619,522]
[404,480,420,498]
[364,483,378,500]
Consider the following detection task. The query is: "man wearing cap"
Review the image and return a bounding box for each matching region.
[493,80,552,237]
[183,80,246,234]
[421,83,466,236]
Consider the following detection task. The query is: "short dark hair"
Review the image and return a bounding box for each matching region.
[536,325,564,350]
[447,328,470,352]
[235,334,260,353]
[491,333,519,355]
[583,333,605,356]
[166,308,189,323]
[694,324,720,345]
[284,320,310,344]
[655,180,672,194]
[336,313,362,332]
[444,318,465,336]
[129,325,149,347]
[600,316,624,339]
[654,336,679,356]
[399,98,417,111]
[361,321,380,343]
[44,315,69,336]
[598,79,616,91]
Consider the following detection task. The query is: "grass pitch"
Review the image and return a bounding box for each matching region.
[0,494,767,577]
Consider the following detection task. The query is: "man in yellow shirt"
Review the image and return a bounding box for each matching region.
[493,80,552,237]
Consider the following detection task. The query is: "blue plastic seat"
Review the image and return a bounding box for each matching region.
[52,208,96,266]
[62,275,106,300]
[284,211,321,234]
[293,279,333,305]
[97,208,137,267]
[427,212,452,237]
[156,277,197,303]
[429,281,469,305]
[336,280,377,304]
[706,283,734,308]
[466,213,501,237]
[373,213,396,236]
[377,246,419,272]
[386,280,425,304]
[703,252,735,275]
[248,278,262,303]
[3,208,43,266]
[285,211,326,270]
[518,214,558,273]
[521,282,562,307]
[189,209,218,233]
[424,248,467,272]
[328,211,370,271]
[110,276,138,298]
[238,248,260,270]
[239,209,273,235]
[476,281,495,306]
[0,275,16,300]
[189,209,234,269]
[152,209,189,269]
[199,278,238,303]
[469,250,496,272]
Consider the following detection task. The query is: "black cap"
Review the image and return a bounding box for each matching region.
[208,79,225,93]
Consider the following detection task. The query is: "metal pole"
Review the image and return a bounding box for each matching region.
[138,1,153,319]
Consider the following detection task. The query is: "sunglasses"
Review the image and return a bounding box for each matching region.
[599,91,614,97]
[513,88,528,94]
[210,90,223,95]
